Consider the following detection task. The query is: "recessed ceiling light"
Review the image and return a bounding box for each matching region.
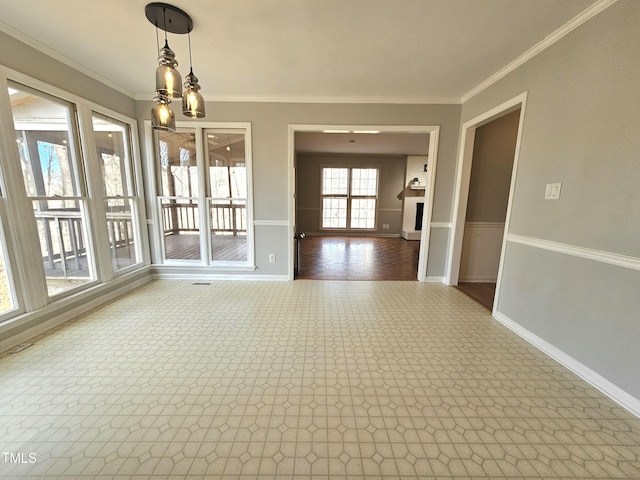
[323,130,350,134]
[353,130,380,134]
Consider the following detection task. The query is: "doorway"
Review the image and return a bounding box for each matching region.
[446,93,527,312]
[289,125,440,281]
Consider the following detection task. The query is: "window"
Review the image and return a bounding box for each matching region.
[155,126,253,265]
[158,131,200,260]
[207,130,248,262]
[10,84,95,297]
[321,166,379,230]
[92,114,142,271]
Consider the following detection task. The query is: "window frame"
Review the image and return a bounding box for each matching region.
[150,122,255,269]
[9,81,98,299]
[320,165,380,231]
[0,67,149,324]
[89,111,145,275]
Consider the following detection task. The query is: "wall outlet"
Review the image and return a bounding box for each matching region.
[382,224,390,229]
[268,253,276,263]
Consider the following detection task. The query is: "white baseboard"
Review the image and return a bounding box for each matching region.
[152,272,290,282]
[425,276,445,283]
[493,310,640,419]
[402,230,422,241]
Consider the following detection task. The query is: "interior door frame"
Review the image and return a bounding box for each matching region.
[445,92,528,314]
[288,124,440,282]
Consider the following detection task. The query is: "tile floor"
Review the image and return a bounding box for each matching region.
[1,280,639,479]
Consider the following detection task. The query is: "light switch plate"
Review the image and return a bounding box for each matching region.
[545,182,562,200]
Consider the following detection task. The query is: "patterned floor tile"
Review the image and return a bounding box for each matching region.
[0,280,639,478]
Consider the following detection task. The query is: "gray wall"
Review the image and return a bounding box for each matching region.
[1,29,462,279]
[137,101,461,276]
[0,32,136,118]
[466,109,520,223]
[295,153,406,235]
[462,0,640,399]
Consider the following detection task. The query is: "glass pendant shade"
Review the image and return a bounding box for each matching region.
[182,69,205,118]
[156,41,182,98]
[151,92,176,131]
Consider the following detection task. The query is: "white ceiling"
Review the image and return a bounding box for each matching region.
[0,0,597,103]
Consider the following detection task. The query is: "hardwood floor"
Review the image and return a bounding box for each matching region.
[296,236,420,280]
[456,282,496,310]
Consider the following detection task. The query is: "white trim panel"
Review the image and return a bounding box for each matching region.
[254,220,290,227]
[425,276,445,283]
[430,222,452,229]
[507,234,640,272]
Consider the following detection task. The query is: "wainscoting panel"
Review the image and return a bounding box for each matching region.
[459,222,505,282]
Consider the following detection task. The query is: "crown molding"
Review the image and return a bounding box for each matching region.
[461,0,618,104]
[134,92,462,105]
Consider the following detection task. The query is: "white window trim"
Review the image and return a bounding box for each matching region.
[0,65,149,318]
[320,164,380,232]
[147,121,255,269]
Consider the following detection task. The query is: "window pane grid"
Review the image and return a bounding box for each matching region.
[321,166,378,230]
[322,168,348,195]
[351,168,378,196]
[350,198,377,229]
[322,197,347,228]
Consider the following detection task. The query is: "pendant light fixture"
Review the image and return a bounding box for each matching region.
[182,32,205,118]
[156,39,182,99]
[145,3,206,131]
[150,90,175,131]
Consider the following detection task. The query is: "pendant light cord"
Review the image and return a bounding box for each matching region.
[162,7,168,46]
[188,32,194,72]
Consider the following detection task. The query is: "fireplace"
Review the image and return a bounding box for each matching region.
[415,202,424,230]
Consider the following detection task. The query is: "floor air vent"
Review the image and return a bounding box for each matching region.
[192,282,212,286]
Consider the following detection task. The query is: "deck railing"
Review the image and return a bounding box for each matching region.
[35,210,87,276]
[34,209,135,276]
[161,200,246,236]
